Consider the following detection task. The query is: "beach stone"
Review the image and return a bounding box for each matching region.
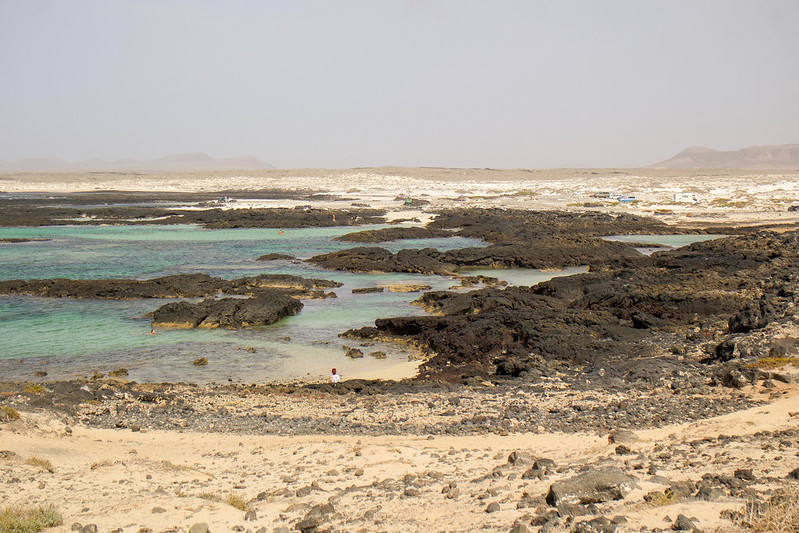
[521,467,545,480]
[534,458,556,470]
[546,467,638,506]
[485,502,500,513]
[81,526,98,533]
[615,444,632,455]
[607,430,640,445]
[345,347,364,358]
[734,468,754,481]
[151,506,167,513]
[787,467,799,480]
[669,481,695,498]
[295,503,334,532]
[508,523,532,533]
[245,510,258,521]
[695,482,723,501]
[573,516,615,533]
[508,451,535,466]
[188,525,209,533]
[672,514,697,531]
[71,524,82,531]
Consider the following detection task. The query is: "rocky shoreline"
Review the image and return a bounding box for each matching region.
[3,190,799,531]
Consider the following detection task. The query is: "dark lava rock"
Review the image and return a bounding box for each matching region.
[508,451,535,466]
[334,226,451,243]
[728,297,777,333]
[151,291,303,329]
[573,516,616,533]
[308,246,457,275]
[257,253,296,261]
[546,467,638,506]
[295,503,335,532]
[352,287,384,293]
[672,514,697,531]
[0,273,340,299]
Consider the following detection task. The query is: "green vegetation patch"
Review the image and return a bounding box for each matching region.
[0,504,63,533]
[0,404,20,421]
[746,357,799,370]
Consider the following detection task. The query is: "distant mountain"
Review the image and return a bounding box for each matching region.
[0,153,275,172]
[654,144,799,169]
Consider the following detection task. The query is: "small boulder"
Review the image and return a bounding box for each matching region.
[546,467,638,506]
[607,430,640,445]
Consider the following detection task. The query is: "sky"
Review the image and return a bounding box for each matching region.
[1,1,797,168]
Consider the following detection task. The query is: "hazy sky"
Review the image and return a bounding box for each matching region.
[1,1,797,168]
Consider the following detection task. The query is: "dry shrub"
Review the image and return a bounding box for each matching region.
[225,493,249,511]
[747,357,799,370]
[25,457,54,473]
[737,487,799,532]
[0,504,63,533]
[0,404,20,421]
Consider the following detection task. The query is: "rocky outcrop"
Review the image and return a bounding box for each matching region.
[150,291,303,329]
[308,247,458,275]
[334,226,451,243]
[256,253,295,261]
[0,192,387,227]
[0,273,341,299]
[345,229,799,382]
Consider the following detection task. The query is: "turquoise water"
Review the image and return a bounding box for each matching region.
[603,234,728,256]
[0,224,598,383]
[603,234,727,247]
[0,224,480,280]
[457,266,590,286]
[0,224,491,383]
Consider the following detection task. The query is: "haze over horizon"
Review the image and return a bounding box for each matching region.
[2,1,797,169]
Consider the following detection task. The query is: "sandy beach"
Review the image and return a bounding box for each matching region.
[2,167,799,532]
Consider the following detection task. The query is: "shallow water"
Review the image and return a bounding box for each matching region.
[0,227,728,383]
[0,224,491,383]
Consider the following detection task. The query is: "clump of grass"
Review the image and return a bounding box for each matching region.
[198,492,222,503]
[736,487,799,532]
[198,492,249,511]
[746,357,799,370]
[0,503,63,532]
[224,493,249,511]
[710,198,750,208]
[25,457,54,473]
[645,489,680,506]
[0,404,20,421]
[24,384,44,394]
[159,460,191,472]
[89,460,115,470]
[511,189,537,197]
[193,357,208,366]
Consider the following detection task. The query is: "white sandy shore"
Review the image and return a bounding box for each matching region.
[3,167,799,228]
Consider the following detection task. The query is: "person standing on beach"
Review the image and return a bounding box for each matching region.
[329,368,340,383]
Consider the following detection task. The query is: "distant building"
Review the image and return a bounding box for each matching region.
[673,193,698,204]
